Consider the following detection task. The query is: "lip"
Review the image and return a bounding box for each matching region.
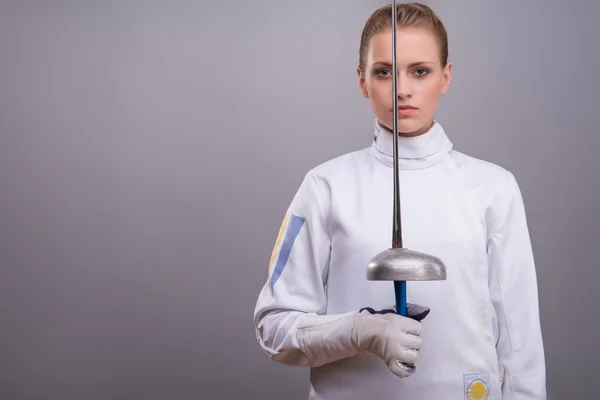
[396,106,417,116]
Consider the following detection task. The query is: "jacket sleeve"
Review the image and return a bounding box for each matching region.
[252,170,361,368]
[487,171,547,399]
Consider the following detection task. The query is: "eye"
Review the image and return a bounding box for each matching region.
[376,69,392,78]
[414,68,430,77]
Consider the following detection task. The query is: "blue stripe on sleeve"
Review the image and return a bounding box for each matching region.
[270,214,305,288]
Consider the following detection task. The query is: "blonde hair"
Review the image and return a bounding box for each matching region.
[358,2,449,71]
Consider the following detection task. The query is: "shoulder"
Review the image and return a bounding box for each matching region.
[449,149,525,232]
[290,147,371,209]
[311,147,370,176]
[304,147,372,188]
[450,149,514,186]
[450,149,523,200]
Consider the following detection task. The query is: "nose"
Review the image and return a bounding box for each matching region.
[395,73,413,99]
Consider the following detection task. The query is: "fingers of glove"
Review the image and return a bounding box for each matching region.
[387,359,416,378]
[353,312,422,360]
[382,313,423,336]
[388,340,421,365]
[393,332,422,352]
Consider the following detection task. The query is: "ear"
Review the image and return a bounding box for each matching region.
[357,66,368,98]
[440,61,452,94]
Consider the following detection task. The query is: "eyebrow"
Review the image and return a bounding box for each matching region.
[372,61,434,68]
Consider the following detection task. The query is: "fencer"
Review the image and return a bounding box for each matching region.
[253,2,546,399]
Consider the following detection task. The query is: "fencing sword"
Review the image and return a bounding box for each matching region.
[366,0,447,317]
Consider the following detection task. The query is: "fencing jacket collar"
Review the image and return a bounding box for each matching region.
[370,118,454,170]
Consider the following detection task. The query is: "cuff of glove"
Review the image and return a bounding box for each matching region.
[296,310,362,367]
[360,304,430,322]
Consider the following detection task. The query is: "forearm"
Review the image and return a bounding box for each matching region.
[255,308,361,367]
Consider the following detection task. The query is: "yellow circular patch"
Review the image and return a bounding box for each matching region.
[467,380,489,400]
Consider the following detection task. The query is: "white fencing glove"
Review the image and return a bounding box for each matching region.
[294,303,429,378]
[352,304,430,378]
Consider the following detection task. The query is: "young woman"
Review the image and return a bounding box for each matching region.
[253,3,546,399]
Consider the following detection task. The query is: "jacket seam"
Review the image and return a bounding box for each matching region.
[490,170,518,399]
[309,169,331,241]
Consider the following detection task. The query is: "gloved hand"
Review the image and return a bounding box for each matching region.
[351,304,430,378]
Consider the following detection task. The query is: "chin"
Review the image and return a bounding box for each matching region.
[378,115,432,136]
[398,118,424,134]
[388,118,427,135]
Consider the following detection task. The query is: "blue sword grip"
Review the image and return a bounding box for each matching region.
[394,280,407,316]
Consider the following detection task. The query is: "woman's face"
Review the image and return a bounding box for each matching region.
[358,27,452,136]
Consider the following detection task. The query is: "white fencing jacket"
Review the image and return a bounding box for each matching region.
[253,119,546,399]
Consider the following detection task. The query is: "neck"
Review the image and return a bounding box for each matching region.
[369,118,453,170]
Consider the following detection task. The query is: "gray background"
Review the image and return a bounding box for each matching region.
[0,0,598,399]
